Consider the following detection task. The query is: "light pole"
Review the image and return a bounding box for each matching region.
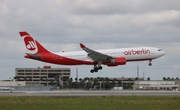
[122,76,124,86]
[9,77,11,87]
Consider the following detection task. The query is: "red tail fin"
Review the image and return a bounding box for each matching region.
[19,31,50,54]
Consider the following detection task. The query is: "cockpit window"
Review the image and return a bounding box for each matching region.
[158,49,162,51]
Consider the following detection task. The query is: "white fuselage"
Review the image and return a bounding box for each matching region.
[55,47,165,62]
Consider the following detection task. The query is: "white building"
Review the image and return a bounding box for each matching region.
[0,81,25,86]
[15,66,71,87]
[134,80,179,90]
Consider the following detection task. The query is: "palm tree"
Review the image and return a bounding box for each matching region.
[112,80,116,87]
[79,78,83,88]
[163,77,166,80]
[68,77,73,88]
[79,78,82,83]
[93,78,98,86]
[90,77,93,89]
[84,77,88,89]
[105,77,109,84]
[16,76,20,81]
[13,76,17,81]
[135,77,138,80]
[99,77,105,90]
[147,77,150,81]
[75,77,78,82]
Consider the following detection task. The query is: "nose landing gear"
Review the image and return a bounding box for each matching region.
[149,60,152,66]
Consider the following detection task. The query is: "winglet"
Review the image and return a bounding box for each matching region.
[80,43,86,48]
[19,31,30,37]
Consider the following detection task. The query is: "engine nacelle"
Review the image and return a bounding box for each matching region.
[107,57,126,66]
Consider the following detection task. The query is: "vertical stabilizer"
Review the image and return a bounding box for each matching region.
[19,31,50,54]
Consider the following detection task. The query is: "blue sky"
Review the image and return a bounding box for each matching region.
[0,0,180,80]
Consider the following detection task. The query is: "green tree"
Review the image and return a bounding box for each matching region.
[84,77,88,90]
[68,77,73,89]
[163,77,166,80]
[93,78,98,86]
[79,78,83,89]
[147,77,150,81]
[90,77,93,89]
[111,80,116,88]
[13,76,17,81]
[135,77,139,80]
[101,77,105,90]
[75,77,78,82]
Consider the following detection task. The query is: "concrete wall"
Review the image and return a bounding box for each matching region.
[0,81,25,86]
[134,80,179,90]
[134,80,175,85]
[13,86,53,91]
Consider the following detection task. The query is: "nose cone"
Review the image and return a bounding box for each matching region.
[162,51,165,55]
[161,51,165,56]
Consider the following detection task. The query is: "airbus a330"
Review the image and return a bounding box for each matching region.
[19,31,165,73]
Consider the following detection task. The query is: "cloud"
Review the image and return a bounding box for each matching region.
[0,0,180,80]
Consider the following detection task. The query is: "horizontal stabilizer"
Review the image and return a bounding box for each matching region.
[26,53,42,60]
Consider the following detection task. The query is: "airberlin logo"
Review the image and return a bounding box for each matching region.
[124,49,150,55]
[24,37,37,51]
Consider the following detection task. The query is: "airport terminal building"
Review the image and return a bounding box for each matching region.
[15,66,71,87]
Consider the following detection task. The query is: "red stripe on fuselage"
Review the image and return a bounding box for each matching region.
[25,53,96,65]
[25,53,154,66]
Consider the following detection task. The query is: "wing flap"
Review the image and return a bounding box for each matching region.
[80,43,113,62]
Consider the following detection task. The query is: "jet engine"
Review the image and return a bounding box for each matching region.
[107,57,126,66]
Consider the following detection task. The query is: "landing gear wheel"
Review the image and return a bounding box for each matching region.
[90,65,103,73]
[98,66,102,70]
[149,63,152,66]
[94,67,98,72]
[90,69,94,73]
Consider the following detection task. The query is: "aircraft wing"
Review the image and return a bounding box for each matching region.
[80,43,113,62]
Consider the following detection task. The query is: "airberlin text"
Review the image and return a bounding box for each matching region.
[124,49,150,55]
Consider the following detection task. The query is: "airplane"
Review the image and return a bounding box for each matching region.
[19,31,165,73]
[0,87,14,91]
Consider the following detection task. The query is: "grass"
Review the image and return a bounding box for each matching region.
[0,96,180,110]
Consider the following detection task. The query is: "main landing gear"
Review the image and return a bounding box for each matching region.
[90,65,103,73]
[149,60,152,66]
